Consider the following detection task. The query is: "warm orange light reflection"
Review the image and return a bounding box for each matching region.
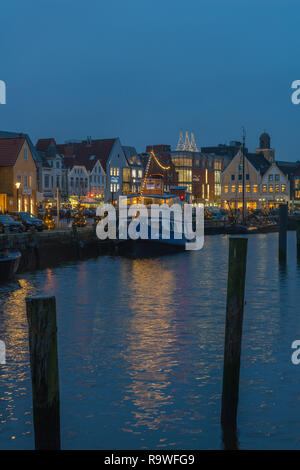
[121,259,178,431]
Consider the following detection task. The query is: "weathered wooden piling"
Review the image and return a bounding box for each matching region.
[221,237,248,449]
[26,296,61,450]
[279,204,288,264]
[296,220,300,261]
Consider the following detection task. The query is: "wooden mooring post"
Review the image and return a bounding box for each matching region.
[279,203,288,264]
[221,237,248,449]
[26,296,61,450]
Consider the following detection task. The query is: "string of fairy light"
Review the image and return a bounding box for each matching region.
[140,151,170,201]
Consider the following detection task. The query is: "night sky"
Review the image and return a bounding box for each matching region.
[1,0,300,159]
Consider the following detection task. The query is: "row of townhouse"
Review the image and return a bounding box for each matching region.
[1,128,300,215]
[220,149,300,210]
[35,136,145,203]
[0,131,148,214]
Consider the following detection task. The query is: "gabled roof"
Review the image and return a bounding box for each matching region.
[36,138,57,152]
[276,161,300,176]
[0,137,25,167]
[247,152,270,175]
[57,138,116,171]
[0,130,41,162]
[123,146,138,163]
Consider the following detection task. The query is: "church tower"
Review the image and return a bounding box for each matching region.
[256,130,275,163]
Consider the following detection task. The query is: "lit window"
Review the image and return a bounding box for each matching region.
[238,185,242,193]
[275,184,280,192]
[281,184,286,193]
[253,184,258,193]
[224,185,228,193]
[262,184,267,192]
[269,184,273,192]
[231,185,236,193]
[132,169,136,178]
[246,184,250,193]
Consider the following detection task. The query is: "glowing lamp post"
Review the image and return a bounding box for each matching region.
[15,182,21,211]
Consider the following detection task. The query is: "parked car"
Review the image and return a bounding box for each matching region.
[0,215,25,233]
[9,212,45,231]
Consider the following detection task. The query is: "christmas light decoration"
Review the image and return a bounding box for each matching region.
[73,202,87,227]
[140,151,170,201]
[176,130,198,152]
[43,206,56,230]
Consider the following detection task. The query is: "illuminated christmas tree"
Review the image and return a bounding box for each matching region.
[43,206,56,230]
[73,202,87,227]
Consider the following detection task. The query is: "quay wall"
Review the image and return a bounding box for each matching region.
[0,227,114,273]
[0,216,298,274]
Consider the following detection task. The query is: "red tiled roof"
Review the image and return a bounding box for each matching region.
[58,138,116,171]
[0,137,25,166]
[36,138,57,152]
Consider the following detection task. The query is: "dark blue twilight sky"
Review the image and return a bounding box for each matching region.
[1,0,300,159]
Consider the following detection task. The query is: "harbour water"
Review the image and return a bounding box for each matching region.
[0,232,300,450]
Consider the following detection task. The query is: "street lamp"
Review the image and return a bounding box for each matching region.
[15,182,21,211]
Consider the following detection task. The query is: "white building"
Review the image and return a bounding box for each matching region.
[260,162,289,207]
[88,158,106,198]
[105,138,129,201]
[36,139,68,201]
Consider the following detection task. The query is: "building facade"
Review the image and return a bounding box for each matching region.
[221,150,269,210]
[0,137,37,214]
[260,162,289,208]
[221,149,290,210]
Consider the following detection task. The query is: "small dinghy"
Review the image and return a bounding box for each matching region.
[0,250,21,283]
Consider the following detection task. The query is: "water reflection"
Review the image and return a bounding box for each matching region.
[0,278,36,447]
[122,259,177,431]
[0,233,300,449]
